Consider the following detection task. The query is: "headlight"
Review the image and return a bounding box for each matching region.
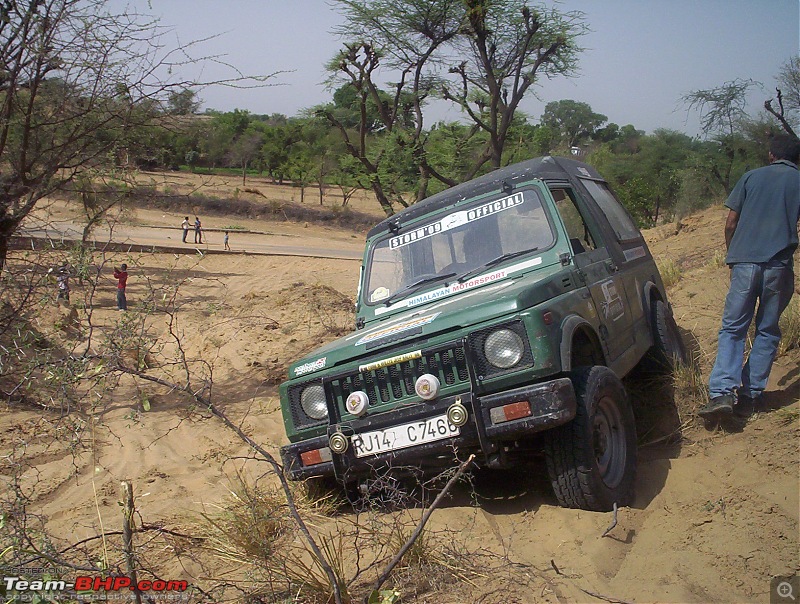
[300,384,328,420]
[484,328,525,369]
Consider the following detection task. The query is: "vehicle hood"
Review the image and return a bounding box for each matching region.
[287,260,568,380]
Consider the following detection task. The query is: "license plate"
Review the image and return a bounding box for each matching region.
[352,414,460,458]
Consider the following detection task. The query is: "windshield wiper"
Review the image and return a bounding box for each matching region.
[384,272,457,306]
[457,248,539,283]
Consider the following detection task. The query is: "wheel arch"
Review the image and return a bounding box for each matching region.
[560,315,605,372]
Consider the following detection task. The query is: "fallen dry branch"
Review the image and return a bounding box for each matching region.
[368,453,476,600]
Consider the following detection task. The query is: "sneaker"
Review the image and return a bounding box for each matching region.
[733,395,760,418]
[698,394,735,418]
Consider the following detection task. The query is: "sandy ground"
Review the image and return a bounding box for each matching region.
[2,189,798,603]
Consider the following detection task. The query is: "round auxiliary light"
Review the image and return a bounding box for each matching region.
[447,401,469,427]
[345,390,369,416]
[329,432,349,454]
[300,384,328,420]
[415,373,441,401]
[484,328,525,369]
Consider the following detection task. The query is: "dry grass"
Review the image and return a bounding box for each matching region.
[671,350,709,422]
[774,406,800,427]
[658,258,682,288]
[778,298,800,356]
[707,249,727,269]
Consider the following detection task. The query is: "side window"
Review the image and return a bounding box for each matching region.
[550,187,598,255]
[580,179,639,241]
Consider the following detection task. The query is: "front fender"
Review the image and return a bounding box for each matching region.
[559,314,603,372]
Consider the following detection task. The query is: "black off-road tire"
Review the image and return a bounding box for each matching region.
[544,366,637,511]
[645,299,686,372]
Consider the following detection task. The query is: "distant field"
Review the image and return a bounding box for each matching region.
[133,170,387,221]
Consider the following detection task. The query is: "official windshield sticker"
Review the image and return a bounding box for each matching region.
[370,286,390,302]
[359,350,422,373]
[388,192,524,250]
[577,167,591,177]
[355,313,440,346]
[374,256,542,316]
[293,357,326,377]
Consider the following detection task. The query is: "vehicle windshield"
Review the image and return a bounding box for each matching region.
[364,188,554,305]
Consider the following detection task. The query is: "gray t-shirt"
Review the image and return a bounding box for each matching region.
[725,159,800,264]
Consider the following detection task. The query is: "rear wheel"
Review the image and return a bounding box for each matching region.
[645,299,686,371]
[544,366,637,511]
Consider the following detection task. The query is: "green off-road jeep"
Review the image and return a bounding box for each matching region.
[279,156,683,511]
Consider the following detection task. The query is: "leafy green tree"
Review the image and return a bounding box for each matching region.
[227,131,264,185]
[441,1,585,173]
[286,142,316,203]
[328,0,585,216]
[589,129,697,225]
[167,88,202,115]
[683,79,759,193]
[541,99,607,147]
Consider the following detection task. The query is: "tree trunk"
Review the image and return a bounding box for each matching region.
[371,183,394,217]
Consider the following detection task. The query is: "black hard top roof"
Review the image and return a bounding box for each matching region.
[367,155,605,238]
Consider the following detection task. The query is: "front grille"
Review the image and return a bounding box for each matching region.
[328,341,470,414]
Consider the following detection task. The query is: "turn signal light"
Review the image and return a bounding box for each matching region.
[489,401,532,424]
[300,447,333,467]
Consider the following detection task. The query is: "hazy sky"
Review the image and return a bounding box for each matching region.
[140,0,799,136]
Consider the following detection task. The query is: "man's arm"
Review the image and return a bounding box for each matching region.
[724,209,739,250]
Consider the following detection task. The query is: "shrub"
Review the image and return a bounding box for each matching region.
[658,259,682,288]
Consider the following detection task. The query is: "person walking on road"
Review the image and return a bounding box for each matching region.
[194,216,202,244]
[700,134,800,422]
[56,266,70,305]
[181,216,190,243]
[224,231,230,251]
[113,263,128,311]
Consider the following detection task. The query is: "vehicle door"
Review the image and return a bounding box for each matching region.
[549,185,636,362]
[576,178,651,341]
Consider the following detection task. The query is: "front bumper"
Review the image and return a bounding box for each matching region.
[280,377,576,481]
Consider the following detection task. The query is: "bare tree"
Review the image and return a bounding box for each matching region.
[765,56,799,138]
[0,0,272,272]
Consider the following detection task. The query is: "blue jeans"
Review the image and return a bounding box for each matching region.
[708,260,794,399]
[117,289,127,311]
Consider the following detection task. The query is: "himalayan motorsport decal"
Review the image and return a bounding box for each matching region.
[359,350,423,373]
[355,313,440,346]
[388,192,524,250]
[374,256,543,316]
[293,357,327,377]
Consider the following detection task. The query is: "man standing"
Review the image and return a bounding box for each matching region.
[181,216,190,243]
[56,266,70,305]
[700,134,800,421]
[194,216,202,244]
[114,263,128,311]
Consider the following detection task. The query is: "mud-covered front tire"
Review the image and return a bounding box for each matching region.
[544,366,637,511]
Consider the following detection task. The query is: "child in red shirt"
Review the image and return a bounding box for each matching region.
[113,264,128,311]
